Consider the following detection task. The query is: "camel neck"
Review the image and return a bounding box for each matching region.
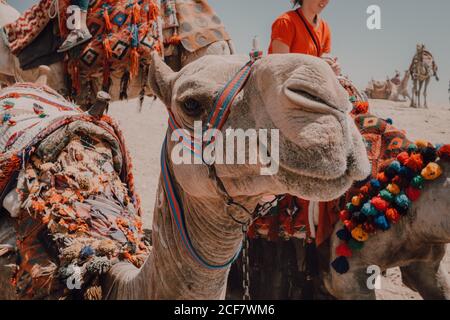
[109,167,257,299]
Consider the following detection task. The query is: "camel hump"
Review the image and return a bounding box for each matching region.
[35,65,51,86]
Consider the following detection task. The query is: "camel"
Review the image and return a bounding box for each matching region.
[390,71,411,102]
[0,52,371,299]
[409,44,439,108]
[365,77,393,100]
[0,0,233,104]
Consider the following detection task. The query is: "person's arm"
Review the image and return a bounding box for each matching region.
[269,17,295,54]
[321,22,341,76]
[270,40,290,54]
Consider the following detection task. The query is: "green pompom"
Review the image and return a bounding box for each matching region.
[348,239,364,250]
[411,175,425,189]
[408,144,418,153]
[379,189,394,202]
[346,203,355,212]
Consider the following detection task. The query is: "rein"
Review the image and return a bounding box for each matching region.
[160,51,263,269]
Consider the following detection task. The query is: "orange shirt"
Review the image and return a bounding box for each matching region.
[268,9,331,57]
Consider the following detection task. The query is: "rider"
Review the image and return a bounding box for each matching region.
[58,0,92,53]
[269,0,340,75]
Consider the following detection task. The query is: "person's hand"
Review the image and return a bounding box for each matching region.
[329,57,341,76]
[323,56,341,76]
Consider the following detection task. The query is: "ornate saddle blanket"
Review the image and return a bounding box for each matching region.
[162,0,231,56]
[3,0,54,55]
[0,83,147,299]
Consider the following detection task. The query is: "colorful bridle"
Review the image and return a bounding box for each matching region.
[160,51,263,269]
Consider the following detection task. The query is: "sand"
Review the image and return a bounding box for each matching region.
[108,97,450,300]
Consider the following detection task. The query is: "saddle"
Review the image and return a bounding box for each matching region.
[0,83,147,299]
[4,0,163,95]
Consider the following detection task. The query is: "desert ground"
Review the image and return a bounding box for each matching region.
[108,97,450,300]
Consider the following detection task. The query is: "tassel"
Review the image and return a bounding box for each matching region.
[169,33,182,45]
[133,2,141,24]
[120,71,130,100]
[103,9,112,32]
[149,0,159,21]
[130,48,140,79]
[102,37,113,60]
[70,61,81,94]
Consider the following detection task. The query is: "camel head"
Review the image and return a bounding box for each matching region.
[148,53,370,205]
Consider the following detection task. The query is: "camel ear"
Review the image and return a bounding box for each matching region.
[148,52,177,107]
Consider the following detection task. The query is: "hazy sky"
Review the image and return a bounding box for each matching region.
[10,0,450,104]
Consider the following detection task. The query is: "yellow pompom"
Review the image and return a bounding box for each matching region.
[351,226,369,242]
[415,140,429,148]
[352,196,362,206]
[421,162,443,180]
[387,183,401,195]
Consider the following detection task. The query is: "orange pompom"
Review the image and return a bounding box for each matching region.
[386,208,401,223]
[371,196,389,212]
[405,153,424,172]
[360,185,370,195]
[377,172,389,184]
[397,152,409,165]
[405,186,421,201]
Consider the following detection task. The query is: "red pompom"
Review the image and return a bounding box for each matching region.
[339,210,350,222]
[371,196,389,212]
[363,222,376,233]
[405,153,424,172]
[397,152,410,165]
[344,220,355,231]
[437,145,450,161]
[392,175,403,186]
[377,172,389,184]
[386,208,401,223]
[336,243,353,257]
[405,186,421,201]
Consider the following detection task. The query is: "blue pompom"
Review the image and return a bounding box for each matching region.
[331,256,350,274]
[395,193,412,210]
[370,179,381,190]
[361,202,379,216]
[80,245,95,259]
[386,118,393,125]
[388,160,401,173]
[374,214,390,231]
[398,166,415,180]
[337,228,352,241]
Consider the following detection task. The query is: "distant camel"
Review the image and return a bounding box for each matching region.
[409,44,439,108]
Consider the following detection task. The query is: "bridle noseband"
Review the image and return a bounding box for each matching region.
[160,51,263,269]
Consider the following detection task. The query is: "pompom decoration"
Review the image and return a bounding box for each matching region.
[405,186,421,201]
[337,228,352,241]
[331,256,350,274]
[437,145,450,161]
[331,143,450,275]
[387,183,401,195]
[374,214,390,231]
[348,239,364,250]
[421,162,443,180]
[379,189,394,202]
[394,193,411,210]
[351,226,369,242]
[336,243,352,257]
[411,175,424,189]
[386,208,401,223]
[371,196,389,212]
[397,152,409,165]
[405,153,423,172]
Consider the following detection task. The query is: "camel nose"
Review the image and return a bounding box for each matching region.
[283,64,351,116]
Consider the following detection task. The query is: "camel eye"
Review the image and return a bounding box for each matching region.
[182,98,203,117]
